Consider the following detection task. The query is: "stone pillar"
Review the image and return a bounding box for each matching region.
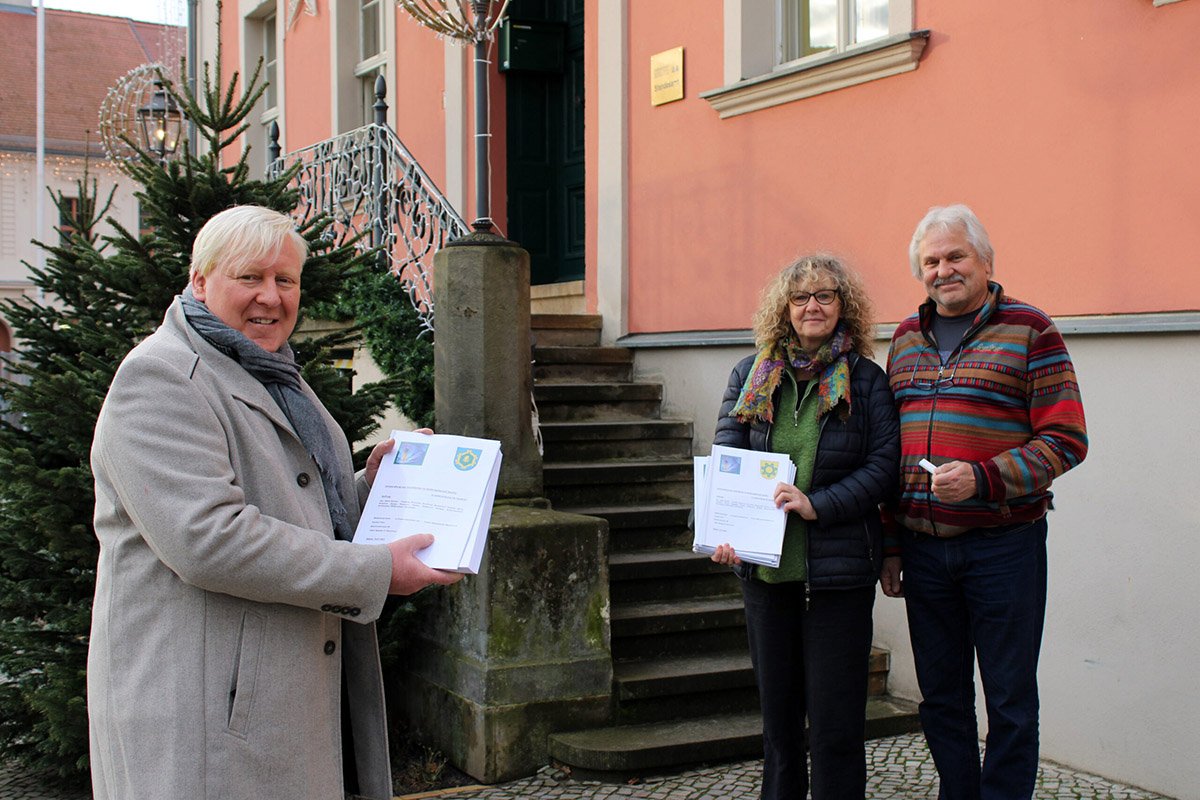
[397,504,612,783]
[397,233,612,782]
[432,232,543,499]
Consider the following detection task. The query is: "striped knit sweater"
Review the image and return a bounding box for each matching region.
[885,282,1088,538]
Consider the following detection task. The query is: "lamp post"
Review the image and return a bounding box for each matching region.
[469,0,491,232]
[396,0,510,234]
[136,80,183,161]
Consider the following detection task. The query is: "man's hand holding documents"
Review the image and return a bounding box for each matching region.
[353,430,502,574]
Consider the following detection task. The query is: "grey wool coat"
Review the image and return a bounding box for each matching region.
[88,299,395,800]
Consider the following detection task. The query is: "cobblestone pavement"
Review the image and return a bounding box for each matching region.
[424,734,1174,800]
[0,733,1176,800]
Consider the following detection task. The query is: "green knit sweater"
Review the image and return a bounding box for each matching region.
[756,371,819,583]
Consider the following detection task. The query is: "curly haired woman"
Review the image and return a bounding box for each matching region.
[711,254,899,800]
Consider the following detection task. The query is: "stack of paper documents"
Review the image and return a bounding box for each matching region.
[692,444,796,568]
[352,430,502,574]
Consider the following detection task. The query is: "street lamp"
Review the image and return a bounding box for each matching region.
[136,80,183,161]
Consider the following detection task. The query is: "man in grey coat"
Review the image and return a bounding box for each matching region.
[88,205,461,800]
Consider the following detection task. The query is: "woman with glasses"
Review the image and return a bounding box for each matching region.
[710,254,899,800]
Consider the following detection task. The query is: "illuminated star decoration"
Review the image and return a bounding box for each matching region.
[396,0,511,42]
[287,0,317,29]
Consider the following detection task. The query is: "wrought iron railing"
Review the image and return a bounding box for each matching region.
[268,76,544,453]
[267,81,468,336]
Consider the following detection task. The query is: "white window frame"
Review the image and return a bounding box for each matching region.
[777,0,893,65]
[356,66,385,127]
[243,1,281,175]
[359,0,384,62]
[331,0,395,133]
[262,12,279,112]
[702,0,926,119]
[355,0,388,126]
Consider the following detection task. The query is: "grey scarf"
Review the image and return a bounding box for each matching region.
[180,288,355,541]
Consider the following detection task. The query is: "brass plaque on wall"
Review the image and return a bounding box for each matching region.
[650,47,684,106]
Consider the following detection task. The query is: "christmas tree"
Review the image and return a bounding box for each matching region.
[0,51,397,783]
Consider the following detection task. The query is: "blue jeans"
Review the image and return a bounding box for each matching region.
[741,579,876,800]
[901,518,1049,800]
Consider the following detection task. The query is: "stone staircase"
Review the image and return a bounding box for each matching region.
[530,313,919,781]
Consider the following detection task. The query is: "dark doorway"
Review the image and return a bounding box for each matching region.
[503,0,584,286]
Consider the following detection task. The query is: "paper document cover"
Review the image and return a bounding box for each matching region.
[692,445,795,568]
[352,430,502,573]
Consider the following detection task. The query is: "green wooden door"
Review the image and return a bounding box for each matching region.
[504,0,584,286]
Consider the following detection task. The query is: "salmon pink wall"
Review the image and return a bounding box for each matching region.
[284,11,332,148]
[392,18,450,191]
[218,4,241,166]
[386,21,505,233]
[621,0,1200,333]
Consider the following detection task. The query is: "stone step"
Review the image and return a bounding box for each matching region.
[544,460,693,507]
[612,647,892,704]
[535,382,663,422]
[614,651,755,702]
[534,346,634,365]
[613,621,750,662]
[616,686,761,727]
[549,711,761,780]
[534,346,634,383]
[609,549,738,603]
[524,327,904,775]
[547,697,922,781]
[863,694,923,738]
[531,313,603,348]
[553,503,694,553]
[868,647,890,697]
[611,595,744,640]
[535,361,634,383]
[540,419,694,462]
[608,645,894,728]
[558,503,693,531]
[609,549,726,581]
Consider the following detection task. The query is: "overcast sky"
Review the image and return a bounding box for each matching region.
[41,0,185,25]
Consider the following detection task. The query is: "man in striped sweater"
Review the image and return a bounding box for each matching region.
[880,204,1088,800]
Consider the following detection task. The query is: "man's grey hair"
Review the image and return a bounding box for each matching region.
[190,205,308,280]
[908,204,995,278]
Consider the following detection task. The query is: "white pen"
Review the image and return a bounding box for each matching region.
[918,458,938,475]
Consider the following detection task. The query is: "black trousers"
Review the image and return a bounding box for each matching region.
[741,578,876,800]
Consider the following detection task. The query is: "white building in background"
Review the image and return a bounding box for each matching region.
[0,1,184,352]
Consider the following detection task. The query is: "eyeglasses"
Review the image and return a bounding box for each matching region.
[912,348,963,390]
[787,289,840,307]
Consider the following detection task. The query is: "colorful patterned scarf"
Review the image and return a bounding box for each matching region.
[730,324,853,424]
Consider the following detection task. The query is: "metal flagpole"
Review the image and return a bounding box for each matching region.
[36,0,46,284]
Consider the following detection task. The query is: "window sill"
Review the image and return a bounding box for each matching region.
[700,30,931,119]
[355,53,388,77]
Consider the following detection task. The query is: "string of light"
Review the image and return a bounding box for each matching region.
[395,0,511,43]
[0,151,125,181]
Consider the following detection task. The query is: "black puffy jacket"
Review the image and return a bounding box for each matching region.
[713,352,900,590]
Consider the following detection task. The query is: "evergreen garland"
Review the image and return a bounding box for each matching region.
[334,260,435,429]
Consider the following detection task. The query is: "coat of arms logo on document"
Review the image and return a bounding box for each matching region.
[453,447,482,471]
